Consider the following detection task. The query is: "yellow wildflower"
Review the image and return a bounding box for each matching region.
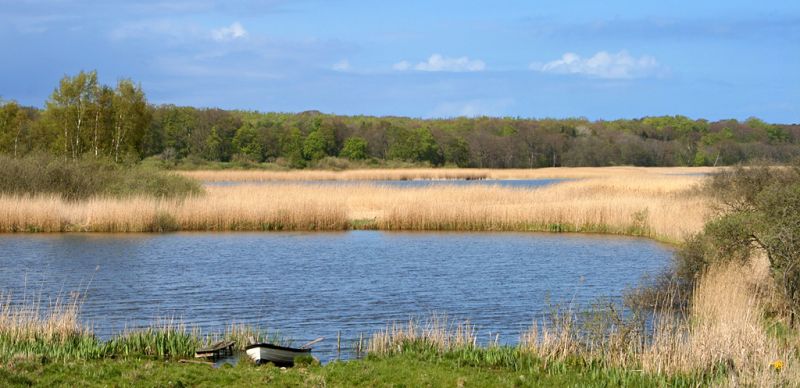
[770,360,784,372]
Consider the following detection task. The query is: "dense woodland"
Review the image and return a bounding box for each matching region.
[2,71,799,168]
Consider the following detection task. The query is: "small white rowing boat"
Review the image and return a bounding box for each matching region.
[245,337,322,367]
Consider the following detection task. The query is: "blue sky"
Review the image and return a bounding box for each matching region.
[1,0,798,122]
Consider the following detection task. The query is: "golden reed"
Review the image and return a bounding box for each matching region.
[0,167,710,241]
[180,166,719,182]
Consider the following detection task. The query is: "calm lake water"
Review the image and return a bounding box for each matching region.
[0,231,671,361]
[205,178,569,188]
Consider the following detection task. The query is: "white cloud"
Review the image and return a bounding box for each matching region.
[211,22,247,42]
[531,50,664,79]
[332,59,351,72]
[394,54,486,72]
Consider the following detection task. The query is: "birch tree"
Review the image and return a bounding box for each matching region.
[46,71,98,160]
[0,100,29,157]
[111,79,149,162]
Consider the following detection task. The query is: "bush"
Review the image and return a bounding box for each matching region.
[675,163,800,323]
[0,153,203,201]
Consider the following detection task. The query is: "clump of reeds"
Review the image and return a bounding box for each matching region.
[640,259,797,386]
[517,259,799,386]
[102,319,201,359]
[367,314,477,355]
[0,292,101,361]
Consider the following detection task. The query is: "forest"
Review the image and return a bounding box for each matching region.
[2,70,799,169]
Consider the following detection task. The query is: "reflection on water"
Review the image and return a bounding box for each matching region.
[0,231,671,361]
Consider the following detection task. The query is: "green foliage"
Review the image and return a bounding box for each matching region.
[203,126,224,161]
[302,130,329,160]
[231,124,262,161]
[5,71,800,168]
[747,117,790,143]
[282,127,306,168]
[0,100,32,157]
[0,153,203,201]
[388,127,443,165]
[340,136,369,160]
[677,164,800,322]
[443,136,471,167]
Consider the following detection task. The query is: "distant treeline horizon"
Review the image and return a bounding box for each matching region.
[1,70,799,168]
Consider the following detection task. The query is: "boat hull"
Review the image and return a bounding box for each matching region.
[245,343,311,367]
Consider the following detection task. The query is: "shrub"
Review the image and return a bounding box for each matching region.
[675,163,800,324]
[0,153,203,201]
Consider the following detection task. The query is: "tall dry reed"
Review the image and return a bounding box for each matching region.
[0,292,87,345]
[641,258,796,386]
[0,169,707,241]
[182,166,720,182]
[516,257,799,386]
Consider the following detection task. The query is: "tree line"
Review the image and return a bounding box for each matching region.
[2,71,799,168]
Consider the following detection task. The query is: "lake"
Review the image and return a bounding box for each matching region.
[204,178,570,188]
[0,231,671,361]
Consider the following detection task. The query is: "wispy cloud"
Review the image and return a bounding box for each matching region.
[109,19,202,41]
[211,21,247,41]
[519,16,800,42]
[430,98,514,118]
[332,59,351,72]
[531,51,665,79]
[394,54,486,72]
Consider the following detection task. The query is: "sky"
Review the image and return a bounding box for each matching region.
[1,0,798,122]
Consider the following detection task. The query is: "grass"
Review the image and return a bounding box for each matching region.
[0,167,708,241]
[0,351,707,387]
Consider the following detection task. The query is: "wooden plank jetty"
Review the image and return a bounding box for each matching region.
[195,341,236,359]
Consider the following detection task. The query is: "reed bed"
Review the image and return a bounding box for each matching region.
[367,314,478,355]
[181,166,719,182]
[0,294,288,362]
[640,258,796,386]
[0,186,349,233]
[516,258,798,386]
[367,259,797,385]
[0,170,707,241]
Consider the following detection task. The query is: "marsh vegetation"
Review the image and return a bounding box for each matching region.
[0,166,706,241]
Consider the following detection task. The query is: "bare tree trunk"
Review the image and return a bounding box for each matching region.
[63,122,68,162]
[13,126,21,158]
[93,111,99,157]
[114,112,126,163]
[75,116,81,160]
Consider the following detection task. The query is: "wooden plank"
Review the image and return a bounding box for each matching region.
[195,340,236,358]
[196,340,235,353]
[300,337,324,349]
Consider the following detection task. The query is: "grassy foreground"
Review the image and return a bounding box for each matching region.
[0,351,704,388]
